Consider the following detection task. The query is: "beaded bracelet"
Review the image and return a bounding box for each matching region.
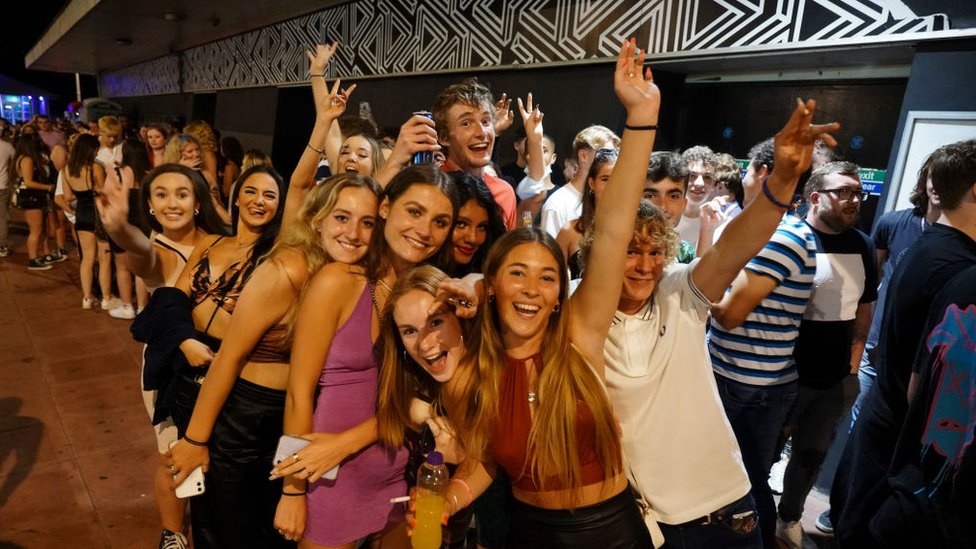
[761,178,792,210]
[183,435,207,447]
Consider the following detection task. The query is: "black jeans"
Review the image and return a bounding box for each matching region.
[507,487,653,549]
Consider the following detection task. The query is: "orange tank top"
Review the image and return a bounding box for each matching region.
[489,353,606,492]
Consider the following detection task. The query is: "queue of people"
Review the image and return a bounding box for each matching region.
[10,36,976,549]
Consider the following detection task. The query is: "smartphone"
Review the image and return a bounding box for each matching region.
[175,466,205,498]
[273,435,339,481]
[359,101,371,119]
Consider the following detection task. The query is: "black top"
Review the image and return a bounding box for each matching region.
[875,264,976,547]
[875,223,976,421]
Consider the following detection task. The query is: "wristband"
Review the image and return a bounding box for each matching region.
[624,124,658,131]
[183,435,207,447]
[449,478,473,507]
[761,178,793,210]
[307,143,325,155]
[281,491,306,496]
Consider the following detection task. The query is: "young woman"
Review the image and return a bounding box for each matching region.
[60,134,106,307]
[129,165,286,547]
[146,124,170,167]
[111,138,153,318]
[15,135,56,270]
[273,164,460,548]
[166,173,382,548]
[98,163,226,549]
[449,172,506,276]
[555,148,617,279]
[183,120,220,187]
[438,39,659,549]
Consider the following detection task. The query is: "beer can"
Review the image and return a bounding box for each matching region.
[412,111,434,165]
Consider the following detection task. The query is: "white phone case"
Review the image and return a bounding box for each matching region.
[273,435,339,480]
[175,466,205,498]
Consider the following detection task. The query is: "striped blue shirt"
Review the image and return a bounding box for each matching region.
[708,214,817,386]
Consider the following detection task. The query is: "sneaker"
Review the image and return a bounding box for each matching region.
[101,296,122,311]
[776,517,816,549]
[158,529,188,549]
[82,296,95,310]
[768,455,788,495]
[27,258,53,271]
[58,247,69,258]
[815,509,834,534]
[43,253,67,264]
[109,303,136,320]
[0,246,8,258]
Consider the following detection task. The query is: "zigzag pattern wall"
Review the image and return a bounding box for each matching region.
[100,0,949,97]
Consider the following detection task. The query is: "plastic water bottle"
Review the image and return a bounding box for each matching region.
[412,451,449,549]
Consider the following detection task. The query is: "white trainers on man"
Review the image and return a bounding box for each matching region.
[109,303,136,320]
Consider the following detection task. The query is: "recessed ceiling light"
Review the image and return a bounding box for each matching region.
[115,38,133,46]
[164,11,186,22]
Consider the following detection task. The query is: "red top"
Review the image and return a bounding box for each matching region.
[440,162,517,229]
[489,354,606,491]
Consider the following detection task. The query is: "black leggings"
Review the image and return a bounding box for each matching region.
[507,487,653,549]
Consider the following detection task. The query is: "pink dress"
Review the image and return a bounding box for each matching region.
[304,284,409,545]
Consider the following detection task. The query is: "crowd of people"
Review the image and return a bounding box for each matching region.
[4,38,975,549]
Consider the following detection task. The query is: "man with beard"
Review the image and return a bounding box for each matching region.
[775,161,877,548]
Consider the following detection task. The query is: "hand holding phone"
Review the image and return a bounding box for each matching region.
[273,434,339,481]
[175,466,205,498]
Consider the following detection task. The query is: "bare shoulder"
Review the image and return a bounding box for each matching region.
[307,261,366,296]
[267,247,312,290]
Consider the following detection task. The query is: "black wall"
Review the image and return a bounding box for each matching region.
[877,38,976,228]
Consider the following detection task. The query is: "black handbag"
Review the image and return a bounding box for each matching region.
[13,182,47,209]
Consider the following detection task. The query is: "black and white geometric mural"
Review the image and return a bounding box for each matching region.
[100,0,952,97]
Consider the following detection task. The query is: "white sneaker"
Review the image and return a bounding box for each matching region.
[109,303,136,320]
[768,455,788,495]
[776,517,815,549]
[101,296,122,311]
[82,296,95,310]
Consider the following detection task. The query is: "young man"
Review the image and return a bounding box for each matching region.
[708,136,818,549]
[831,139,976,547]
[583,99,839,549]
[538,124,619,237]
[431,78,517,229]
[775,162,877,548]
[641,151,694,263]
[675,145,716,245]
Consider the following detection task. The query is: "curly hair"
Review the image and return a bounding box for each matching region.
[578,200,678,273]
[431,78,495,143]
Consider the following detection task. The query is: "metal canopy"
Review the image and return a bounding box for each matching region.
[26,0,343,74]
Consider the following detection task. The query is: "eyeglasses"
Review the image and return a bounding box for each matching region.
[821,188,868,202]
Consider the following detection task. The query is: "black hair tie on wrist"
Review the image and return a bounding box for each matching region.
[761,179,793,210]
[624,124,658,131]
[183,435,208,447]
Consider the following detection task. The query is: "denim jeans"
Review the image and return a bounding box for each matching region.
[715,375,798,549]
[851,342,878,427]
[659,494,762,549]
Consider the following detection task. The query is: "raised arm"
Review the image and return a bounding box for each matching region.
[372,114,440,188]
[692,99,840,302]
[571,39,659,366]
[97,166,159,280]
[284,43,350,226]
[514,94,546,201]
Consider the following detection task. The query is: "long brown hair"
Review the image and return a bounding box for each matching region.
[376,265,450,449]
[465,227,622,501]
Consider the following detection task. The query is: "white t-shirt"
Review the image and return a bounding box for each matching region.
[675,214,701,248]
[55,173,76,224]
[0,140,15,190]
[540,183,581,238]
[604,261,750,524]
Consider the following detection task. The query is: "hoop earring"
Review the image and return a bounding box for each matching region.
[149,208,155,215]
[194,209,200,215]
[488,294,495,303]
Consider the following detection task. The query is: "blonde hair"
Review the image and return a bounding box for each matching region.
[376,265,450,450]
[242,149,272,171]
[162,134,203,165]
[269,173,383,341]
[98,115,122,136]
[466,228,622,503]
[183,120,218,151]
[578,200,679,271]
